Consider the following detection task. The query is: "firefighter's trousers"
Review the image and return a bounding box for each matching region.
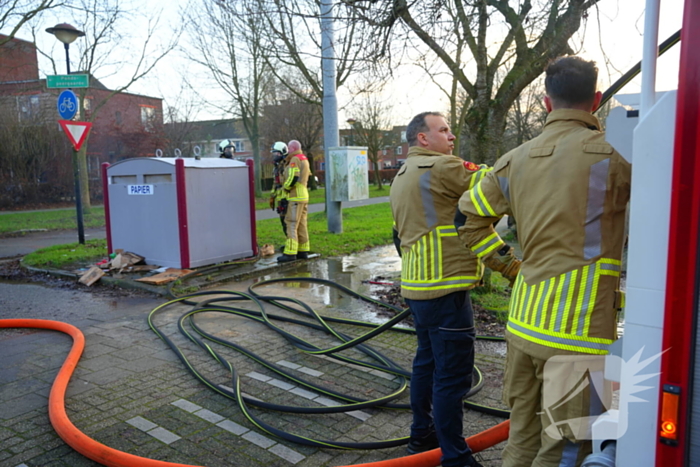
[283,201,309,255]
[501,345,612,467]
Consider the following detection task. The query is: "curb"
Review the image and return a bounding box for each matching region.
[20,254,321,297]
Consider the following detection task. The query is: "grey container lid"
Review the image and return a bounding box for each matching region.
[107,157,248,169]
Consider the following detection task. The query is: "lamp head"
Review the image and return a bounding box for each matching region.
[46,23,85,45]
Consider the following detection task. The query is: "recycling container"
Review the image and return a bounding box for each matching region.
[102,157,256,269]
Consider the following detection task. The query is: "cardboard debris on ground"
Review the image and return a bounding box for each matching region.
[109,251,145,271]
[260,243,275,257]
[134,268,193,285]
[78,265,105,286]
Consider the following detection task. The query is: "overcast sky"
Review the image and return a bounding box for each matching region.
[6,0,687,126]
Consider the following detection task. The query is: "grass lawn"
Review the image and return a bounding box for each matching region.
[0,186,391,235]
[0,207,106,235]
[254,185,389,210]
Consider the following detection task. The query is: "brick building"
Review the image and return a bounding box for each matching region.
[0,34,164,182]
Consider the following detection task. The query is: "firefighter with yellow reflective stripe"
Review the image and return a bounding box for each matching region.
[457,56,631,467]
[390,111,486,467]
[277,140,311,263]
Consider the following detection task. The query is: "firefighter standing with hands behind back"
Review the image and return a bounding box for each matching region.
[277,140,311,263]
[269,141,289,237]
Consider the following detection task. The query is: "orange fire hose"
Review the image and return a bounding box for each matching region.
[0,319,509,467]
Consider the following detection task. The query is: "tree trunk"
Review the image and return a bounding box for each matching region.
[466,104,508,166]
[307,154,318,190]
[373,159,383,189]
[251,136,262,198]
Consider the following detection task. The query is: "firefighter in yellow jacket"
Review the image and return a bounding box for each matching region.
[458,56,631,467]
[277,139,311,263]
[391,112,499,467]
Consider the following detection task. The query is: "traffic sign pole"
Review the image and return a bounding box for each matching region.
[72,147,85,244]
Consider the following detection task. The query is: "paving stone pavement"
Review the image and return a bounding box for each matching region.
[0,246,508,467]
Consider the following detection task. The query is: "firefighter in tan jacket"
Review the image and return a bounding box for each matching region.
[277,140,311,263]
[458,57,631,467]
[391,112,494,467]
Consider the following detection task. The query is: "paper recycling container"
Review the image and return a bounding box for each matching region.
[102,157,256,269]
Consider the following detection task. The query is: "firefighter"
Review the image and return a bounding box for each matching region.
[269,141,289,238]
[390,111,497,467]
[219,139,235,159]
[457,56,631,467]
[277,140,311,263]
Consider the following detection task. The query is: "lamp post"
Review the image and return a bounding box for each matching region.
[346,118,356,146]
[46,23,86,244]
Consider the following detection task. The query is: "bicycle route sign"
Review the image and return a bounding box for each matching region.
[57,89,78,120]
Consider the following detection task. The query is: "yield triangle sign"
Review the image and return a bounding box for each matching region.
[59,120,92,151]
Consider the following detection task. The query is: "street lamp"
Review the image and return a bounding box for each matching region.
[346,118,356,146]
[46,23,86,244]
[46,23,85,75]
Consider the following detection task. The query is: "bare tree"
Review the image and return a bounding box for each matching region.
[345,0,600,164]
[0,103,73,207]
[32,0,178,208]
[183,0,274,197]
[347,93,394,189]
[260,81,324,189]
[254,0,385,105]
[502,78,548,150]
[411,1,472,155]
[162,83,203,158]
[0,0,64,47]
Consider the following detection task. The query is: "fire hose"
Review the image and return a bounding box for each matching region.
[0,314,508,467]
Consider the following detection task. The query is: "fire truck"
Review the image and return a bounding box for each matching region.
[588,0,700,465]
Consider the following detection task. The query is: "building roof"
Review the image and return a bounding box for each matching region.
[164,118,246,142]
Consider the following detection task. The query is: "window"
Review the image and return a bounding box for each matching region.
[18,95,40,122]
[234,140,244,152]
[115,111,122,125]
[396,146,403,155]
[140,105,156,132]
[401,131,407,143]
[382,149,387,156]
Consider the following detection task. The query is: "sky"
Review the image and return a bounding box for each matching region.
[5,0,687,127]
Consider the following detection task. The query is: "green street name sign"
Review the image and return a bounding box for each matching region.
[46,74,89,89]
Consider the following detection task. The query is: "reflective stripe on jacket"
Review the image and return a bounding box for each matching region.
[283,151,310,202]
[507,258,620,354]
[390,146,490,300]
[458,109,631,358]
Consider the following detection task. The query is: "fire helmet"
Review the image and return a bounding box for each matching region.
[271,141,288,156]
[219,139,235,159]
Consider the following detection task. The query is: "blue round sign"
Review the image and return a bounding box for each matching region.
[57,89,78,120]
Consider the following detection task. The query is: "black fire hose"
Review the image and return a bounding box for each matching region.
[149,277,509,450]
